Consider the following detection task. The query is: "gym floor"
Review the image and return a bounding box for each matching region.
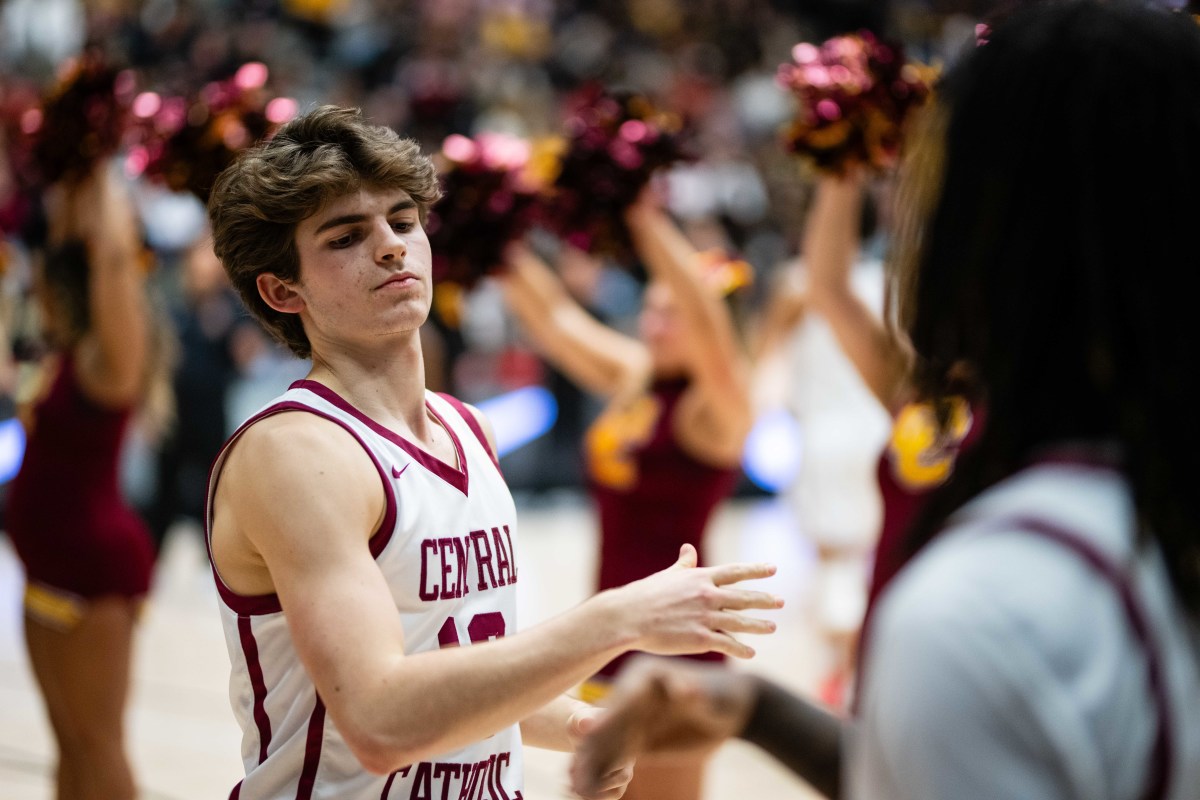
[0,495,834,799]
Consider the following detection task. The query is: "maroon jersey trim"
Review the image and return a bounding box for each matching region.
[205,401,399,616]
[436,392,502,474]
[296,695,327,800]
[292,380,470,496]
[998,515,1172,800]
[238,615,273,764]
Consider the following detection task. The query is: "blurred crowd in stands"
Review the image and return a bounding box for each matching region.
[0,0,982,537]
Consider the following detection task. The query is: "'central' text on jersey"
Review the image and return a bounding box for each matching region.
[420,526,518,601]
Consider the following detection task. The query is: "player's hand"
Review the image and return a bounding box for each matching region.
[570,657,758,798]
[567,707,634,799]
[611,544,782,659]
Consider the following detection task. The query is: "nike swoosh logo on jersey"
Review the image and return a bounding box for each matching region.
[392,464,409,479]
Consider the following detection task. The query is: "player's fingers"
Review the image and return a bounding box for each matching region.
[669,543,698,571]
[707,611,777,636]
[572,741,635,799]
[702,630,757,659]
[708,561,776,586]
[572,681,661,794]
[575,784,629,800]
[589,763,635,794]
[592,783,632,800]
[715,588,785,611]
[568,707,605,746]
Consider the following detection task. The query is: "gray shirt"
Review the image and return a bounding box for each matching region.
[847,460,1200,800]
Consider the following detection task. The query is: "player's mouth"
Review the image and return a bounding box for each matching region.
[374,271,419,291]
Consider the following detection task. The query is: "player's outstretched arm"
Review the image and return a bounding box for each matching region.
[213,415,781,777]
[571,658,841,800]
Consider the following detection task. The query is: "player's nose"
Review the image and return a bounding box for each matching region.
[376,220,408,263]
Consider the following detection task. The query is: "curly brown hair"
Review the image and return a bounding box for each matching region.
[208,105,441,358]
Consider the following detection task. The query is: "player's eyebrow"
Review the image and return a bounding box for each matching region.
[312,199,417,236]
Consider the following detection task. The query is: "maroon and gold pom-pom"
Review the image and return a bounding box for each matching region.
[426,132,545,289]
[126,63,297,203]
[537,84,692,265]
[31,52,138,186]
[777,32,935,175]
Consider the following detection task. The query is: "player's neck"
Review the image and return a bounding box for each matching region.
[307,332,431,435]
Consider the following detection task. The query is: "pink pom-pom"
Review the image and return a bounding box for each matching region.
[19,108,42,135]
[265,97,298,125]
[132,92,162,119]
[618,119,648,142]
[535,84,692,265]
[442,133,478,163]
[129,62,292,202]
[793,43,820,64]
[816,99,843,121]
[427,131,543,288]
[234,62,269,91]
[478,133,530,171]
[777,32,936,174]
[32,53,138,184]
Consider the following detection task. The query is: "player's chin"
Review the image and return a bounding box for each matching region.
[378,299,432,330]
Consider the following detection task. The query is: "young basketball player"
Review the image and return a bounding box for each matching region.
[204,105,782,800]
[571,3,1200,799]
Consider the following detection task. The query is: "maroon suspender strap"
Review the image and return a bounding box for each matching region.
[998,516,1172,800]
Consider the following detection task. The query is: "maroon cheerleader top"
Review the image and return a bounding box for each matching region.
[851,397,980,711]
[585,378,740,677]
[6,354,154,599]
[868,397,979,606]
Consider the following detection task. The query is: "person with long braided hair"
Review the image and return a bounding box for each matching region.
[570,3,1200,798]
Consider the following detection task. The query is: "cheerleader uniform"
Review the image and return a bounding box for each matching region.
[583,378,740,691]
[5,354,154,627]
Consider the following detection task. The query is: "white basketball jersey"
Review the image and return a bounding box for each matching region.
[206,380,524,800]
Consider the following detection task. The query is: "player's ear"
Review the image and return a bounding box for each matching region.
[257,274,305,314]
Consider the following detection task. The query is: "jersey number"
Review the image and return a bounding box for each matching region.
[437,611,506,648]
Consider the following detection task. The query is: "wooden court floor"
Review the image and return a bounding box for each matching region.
[0,496,835,799]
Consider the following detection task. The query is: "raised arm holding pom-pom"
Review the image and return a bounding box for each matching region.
[803,170,911,414]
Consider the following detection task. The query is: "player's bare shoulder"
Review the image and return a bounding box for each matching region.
[211,410,387,594]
